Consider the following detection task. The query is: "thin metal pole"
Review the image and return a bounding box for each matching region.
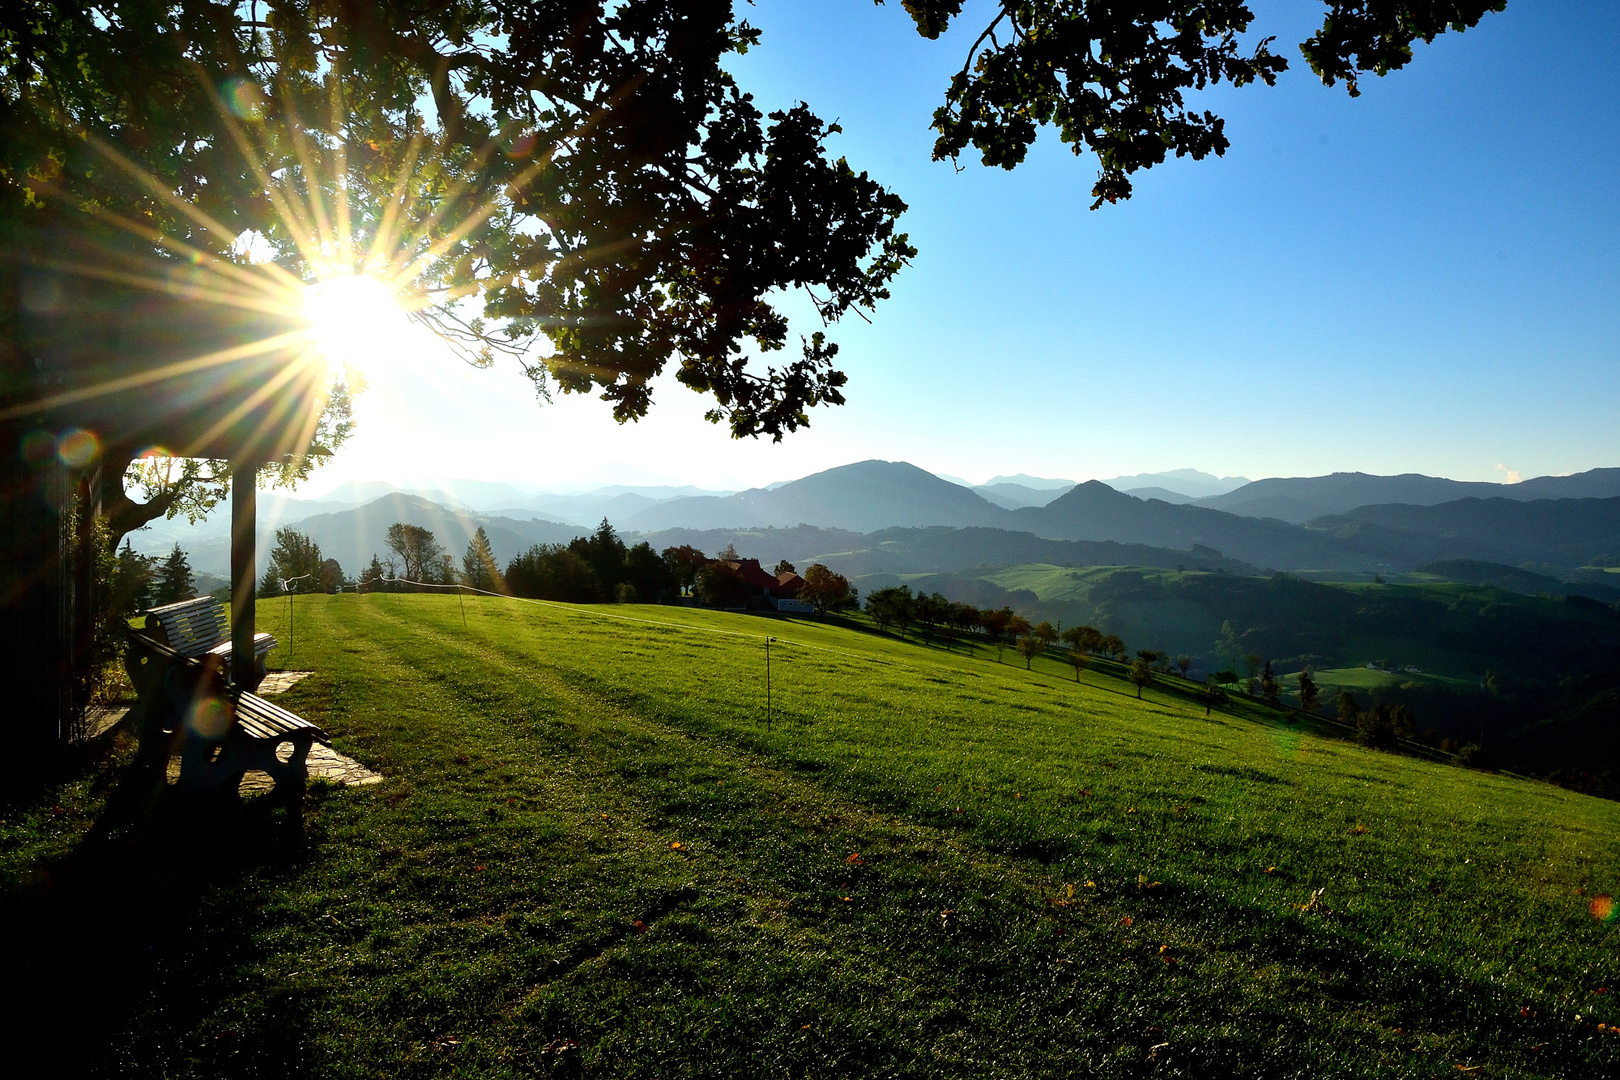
[765,636,775,730]
[457,583,468,629]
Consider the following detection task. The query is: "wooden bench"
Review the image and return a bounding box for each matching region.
[126,608,328,817]
[141,595,277,682]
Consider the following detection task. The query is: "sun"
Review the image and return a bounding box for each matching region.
[302,273,412,376]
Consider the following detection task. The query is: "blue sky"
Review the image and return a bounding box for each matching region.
[313,0,1618,494]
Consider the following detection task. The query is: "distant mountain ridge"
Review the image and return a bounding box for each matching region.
[1197,468,1620,524]
[1098,468,1250,499]
[136,460,1620,587]
[624,460,1007,533]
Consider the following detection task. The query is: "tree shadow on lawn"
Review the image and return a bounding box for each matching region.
[1,762,317,1077]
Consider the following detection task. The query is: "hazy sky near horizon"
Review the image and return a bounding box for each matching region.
[308,0,1619,497]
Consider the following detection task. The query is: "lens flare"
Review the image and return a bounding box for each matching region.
[56,428,101,467]
[303,274,410,376]
[187,695,232,741]
[221,77,266,121]
[20,429,56,463]
[1593,895,1617,924]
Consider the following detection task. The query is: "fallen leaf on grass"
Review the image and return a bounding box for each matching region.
[1298,886,1329,913]
[846,852,864,865]
[670,841,687,852]
[1119,916,1133,927]
[630,920,647,934]
[1137,874,1162,891]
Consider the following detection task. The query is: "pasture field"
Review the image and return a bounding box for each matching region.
[5,593,1620,1078]
[1303,666,1479,695]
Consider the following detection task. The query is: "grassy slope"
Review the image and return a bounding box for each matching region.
[7,594,1620,1078]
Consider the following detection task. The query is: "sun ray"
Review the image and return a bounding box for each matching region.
[189,345,326,456]
[194,64,324,262]
[278,82,340,262]
[366,131,431,278]
[328,73,355,271]
[28,256,300,321]
[81,133,302,294]
[0,330,312,423]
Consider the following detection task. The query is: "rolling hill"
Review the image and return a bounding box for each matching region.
[1009,481,1383,571]
[1315,496,1620,573]
[14,595,1618,1076]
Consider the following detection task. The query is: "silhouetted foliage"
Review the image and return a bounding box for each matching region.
[260,527,326,597]
[153,544,195,606]
[462,527,505,594]
[866,585,915,633]
[801,564,856,618]
[661,545,708,596]
[1298,670,1321,714]
[696,562,748,610]
[1129,658,1154,698]
[506,545,600,604]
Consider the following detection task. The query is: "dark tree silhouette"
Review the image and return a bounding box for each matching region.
[153,544,196,606]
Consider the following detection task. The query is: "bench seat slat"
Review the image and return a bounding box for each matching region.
[232,691,329,744]
[146,597,276,663]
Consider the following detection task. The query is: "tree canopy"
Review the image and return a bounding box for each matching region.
[2,0,912,440]
[894,1,1505,207]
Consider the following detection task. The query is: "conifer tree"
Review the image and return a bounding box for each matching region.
[153,544,195,605]
[462,527,505,593]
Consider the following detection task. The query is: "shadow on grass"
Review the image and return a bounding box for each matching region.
[1,758,315,1077]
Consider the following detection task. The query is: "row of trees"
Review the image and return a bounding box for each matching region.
[111,542,197,612]
[259,528,348,596]
[507,521,677,604]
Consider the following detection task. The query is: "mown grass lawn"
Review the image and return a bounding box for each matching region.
[5,593,1619,1078]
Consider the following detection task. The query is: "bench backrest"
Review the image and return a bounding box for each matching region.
[147,596,230,658]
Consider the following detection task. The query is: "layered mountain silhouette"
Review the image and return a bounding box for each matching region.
[1195,468,1620,524]
[623,460,1008,532]
[1005,482,1378,571]
[171,494,586,578]
[141,459,1620,589]
[1315,497,1620,571]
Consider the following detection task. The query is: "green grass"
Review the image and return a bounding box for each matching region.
[1305,666,1478,694]
[979,562,1123,600]
[6,593,1620,1077]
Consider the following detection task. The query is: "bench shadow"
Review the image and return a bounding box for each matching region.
[1,758,317,1077]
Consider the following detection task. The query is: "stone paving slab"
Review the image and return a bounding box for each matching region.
[165,743,383,794]
[86,707,129,740]
[257,671,314,694]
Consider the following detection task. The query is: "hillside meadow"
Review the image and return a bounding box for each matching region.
[4,593,1619,1077]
